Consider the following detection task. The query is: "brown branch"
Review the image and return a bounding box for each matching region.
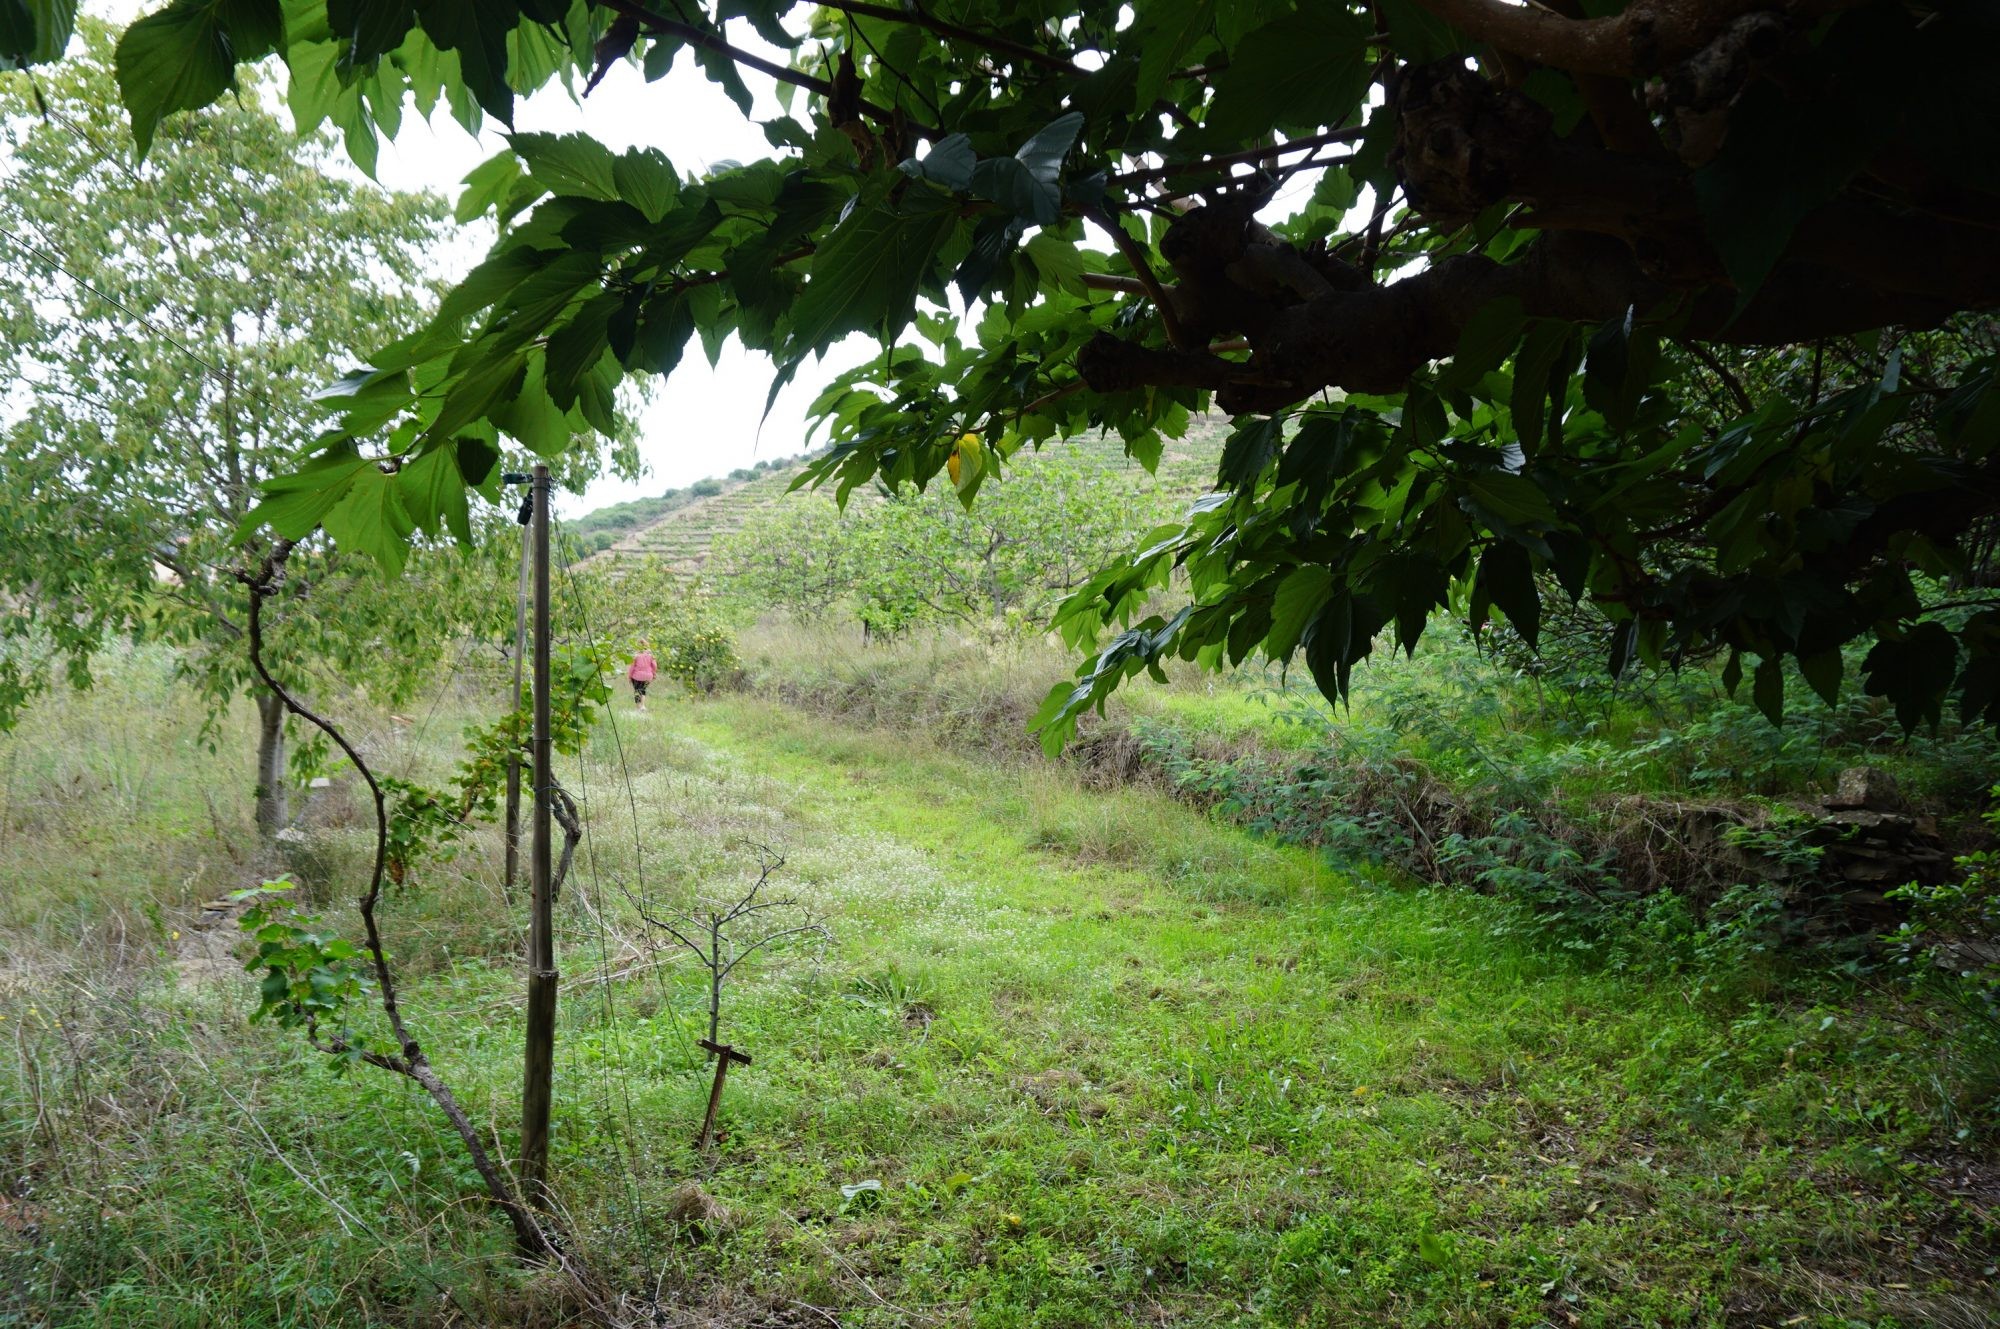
[1082,272,1150,297]
[1076,227,1981,416]
[1088,205,1190,351]
[593,0,938,138]
[239,547,555,1263]
[548,777,583,905]
[1008,378,1087,424]
[1107,129,1365,190]
[1402,0,1791,78]
[1675,337,1753,414]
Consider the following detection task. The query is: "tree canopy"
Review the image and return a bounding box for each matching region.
[0,26,620,834]
[31,0,2000,742]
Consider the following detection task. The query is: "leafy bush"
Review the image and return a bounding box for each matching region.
[1887,790,2000,1125]
[572,559,738,692]
[718,452,1177,637]
[690,478,724,497]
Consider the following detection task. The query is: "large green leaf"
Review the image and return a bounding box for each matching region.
[1473,540,1539,651]
[327,0,412,69]
[612,146,678,223]
[1266,565,1333,662]
[412,0,517,124]
[1205,7,1371,139]
[322,464,414,574]
[1692,6,1908,303]
[116,0,283,157]
[511,130,618,201]
[396,442,471,545]
[0,0,76,69]
[1130,0,1213,115]
[282,36,341,133]
[789,187,961,353]
[429,346,527,438]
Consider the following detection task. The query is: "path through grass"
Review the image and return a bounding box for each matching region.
[4,687,1993,1327]
[608,698,1993,1327]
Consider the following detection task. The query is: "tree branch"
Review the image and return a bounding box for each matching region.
[1082,272,1150,297]
[1107,129,1364,190]
[1077,227,1980,415]
[1674,337,1753,414]
[239,546,555,1263]
[1088,204,1190,351]
[592,0,938,138]
[1401,0,1824,78]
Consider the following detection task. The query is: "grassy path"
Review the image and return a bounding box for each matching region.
[6,688,1989,1327]
[593,697,1991,1328]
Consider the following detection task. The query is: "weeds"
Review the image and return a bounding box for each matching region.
[4,630,1997,1325]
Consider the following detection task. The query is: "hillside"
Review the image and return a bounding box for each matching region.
[576,422,1232,572]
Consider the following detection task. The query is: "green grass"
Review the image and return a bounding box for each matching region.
[6,665,1994,1326]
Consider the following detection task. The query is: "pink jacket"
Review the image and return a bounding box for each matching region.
[628,651,657,682]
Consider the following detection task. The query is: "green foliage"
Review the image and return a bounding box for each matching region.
[0,0,73,69]
[572,560,737,692]
[98,0,2000,746]
[0,27,466,728]
[5,663,1998,1324]
[1887,792,2000,1123]
[234,880,374,1057]
[711,494,856,622]
[715,451,1176,637]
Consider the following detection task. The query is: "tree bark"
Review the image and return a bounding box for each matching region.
[253,686,287,842]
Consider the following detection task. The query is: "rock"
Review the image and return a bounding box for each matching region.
[1825,766,1907,812]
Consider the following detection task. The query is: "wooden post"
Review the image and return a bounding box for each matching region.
[502,522,529,898]
[695,1039,752,1152]
[521,464,557,1211]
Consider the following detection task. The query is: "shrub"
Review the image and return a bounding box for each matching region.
[1886,790,2000,1125]
[571,559,739,693]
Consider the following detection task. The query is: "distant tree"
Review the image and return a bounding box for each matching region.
[573,558,737,691]
[716,456,1172,636]
[712,496,856,623]
[0,29,626,839]
[850,455,1175,636]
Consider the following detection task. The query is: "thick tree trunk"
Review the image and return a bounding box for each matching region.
[253,687,287,842]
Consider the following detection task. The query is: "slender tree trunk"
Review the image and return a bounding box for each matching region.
[253,686,287,841]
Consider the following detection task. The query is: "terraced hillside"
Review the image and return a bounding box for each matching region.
[587,421,1230,573]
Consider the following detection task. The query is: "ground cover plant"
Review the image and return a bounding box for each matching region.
[4,654,1998,1327]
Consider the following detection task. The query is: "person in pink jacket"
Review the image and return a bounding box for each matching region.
[627,649,658,709]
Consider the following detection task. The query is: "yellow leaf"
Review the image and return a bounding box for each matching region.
[949,431,983,494]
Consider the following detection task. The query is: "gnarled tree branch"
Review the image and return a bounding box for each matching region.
[1403,0,1839,78]
[239,544,557,1264]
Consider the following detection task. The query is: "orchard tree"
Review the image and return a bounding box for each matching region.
[62,0,2000,744]
[711,493,860,622]
[0,29,589,839]
[854,453,1175,635]
[572,557,739,690]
